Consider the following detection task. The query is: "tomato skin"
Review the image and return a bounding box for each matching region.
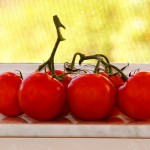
[18,72,66,121]
[117,72,150,120]
[0,72,23,117]
[67,73,116,120]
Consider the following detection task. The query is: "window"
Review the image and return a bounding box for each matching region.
[0,0,149,63]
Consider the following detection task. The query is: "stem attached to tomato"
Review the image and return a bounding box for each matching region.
[79,54,128,82]
[78,54,113,74]
[36,15,66,80]
[100,59,128,82]
[68,52,112,74]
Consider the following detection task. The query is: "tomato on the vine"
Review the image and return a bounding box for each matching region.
[117,72,150,120]
[0,72,23,117]
[18,72,66,121]
[67,73,116,120]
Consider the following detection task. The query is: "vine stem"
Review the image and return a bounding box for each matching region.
[69,52,112,74]
[77,54,113,74]
[70,52,85,69]
[78,54,128,82]
[36,39,60,72]
[36,15,65,80]
[100,59,128,82]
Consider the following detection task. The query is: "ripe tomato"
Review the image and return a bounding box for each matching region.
[47,69,72,115]
[117,72,150,120]
[0,72,23,117]
[18,72,66,121]
[67,73,116,120]
[99,72,124,88]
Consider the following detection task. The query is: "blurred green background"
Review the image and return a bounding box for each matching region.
[0,0,150,63]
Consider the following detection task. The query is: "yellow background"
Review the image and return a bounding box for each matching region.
[0,0,150,63]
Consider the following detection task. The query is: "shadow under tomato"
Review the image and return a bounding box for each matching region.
[27,115,73,124]
[0,116,27,124]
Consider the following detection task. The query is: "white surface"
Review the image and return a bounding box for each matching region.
[0,138,150,150]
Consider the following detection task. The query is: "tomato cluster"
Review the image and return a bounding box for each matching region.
[1,66,150,122]
[0,69,117,121]
[0,15,150,121]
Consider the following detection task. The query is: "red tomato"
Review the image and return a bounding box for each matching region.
[108,75,124,89]
[99,72,124,88]
[67,73,116,120]
[18,72,66,121]
[117,72,150,120]
[47,69,72,115]
[0,72,23,117]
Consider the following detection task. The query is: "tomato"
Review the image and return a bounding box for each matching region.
[18,72,66,121]
[117,72,150,120]
[0,72,23,117]
[108,75,124,89]
[67,73,116,120]
[99,72,124,88]
[47,69,72,115]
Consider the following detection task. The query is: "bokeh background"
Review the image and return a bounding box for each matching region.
[0,0,150,63]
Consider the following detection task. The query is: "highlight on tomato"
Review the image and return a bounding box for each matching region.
[0,72,23,117]
[67,73,116,121]
[18,72,66,121]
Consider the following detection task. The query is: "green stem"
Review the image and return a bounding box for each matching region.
[78,54,98,65]
[78,54,102,73]
[37,39,60,72]
[70,52,85,69]
[36,15,66,80]
[78,54,128,82]
[93,57,103,73]
[78,53,112,74]
[101,59,128,82]
[98,54,112,74]
[48,39,60,78]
